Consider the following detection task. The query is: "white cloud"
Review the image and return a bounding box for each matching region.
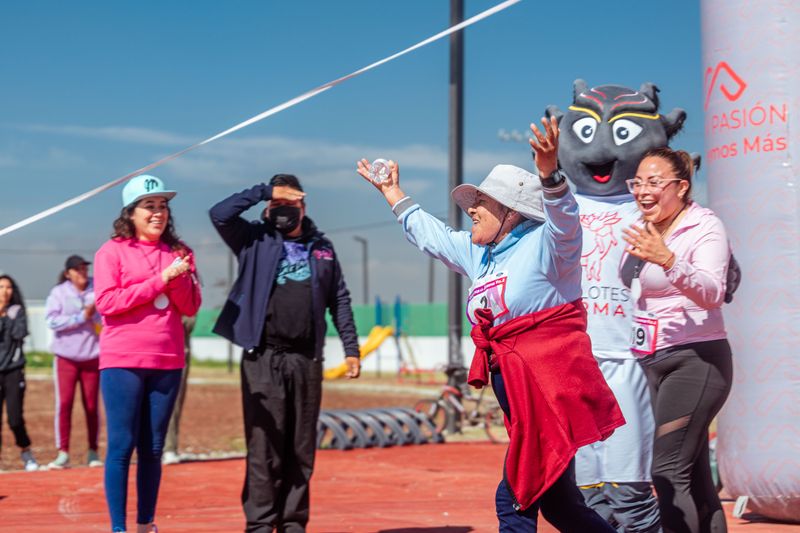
[17,124,193,146]
[14,123,524,189]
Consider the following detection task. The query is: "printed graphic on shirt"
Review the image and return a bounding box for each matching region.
[581,211,623,282]
[276,242,311,285]
[466,272,509,325]
[313,248,334,261]
[579,208,632,319]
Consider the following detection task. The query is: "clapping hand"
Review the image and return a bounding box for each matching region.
[162,255,193,283]
[622,223,675,268]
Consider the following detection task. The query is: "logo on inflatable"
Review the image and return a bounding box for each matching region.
[704,61,747,110]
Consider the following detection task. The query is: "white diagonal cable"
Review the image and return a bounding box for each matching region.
[0,0,521,238]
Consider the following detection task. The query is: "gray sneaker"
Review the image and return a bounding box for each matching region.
[47,450,70,469]
[87,449,103,467]
[21,450,39,472]
[162,450,180,465]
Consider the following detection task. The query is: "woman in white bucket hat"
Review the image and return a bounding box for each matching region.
[357,117,623,532]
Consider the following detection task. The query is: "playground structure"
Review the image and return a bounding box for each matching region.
[323,296,447,383]
[322,324,394,380]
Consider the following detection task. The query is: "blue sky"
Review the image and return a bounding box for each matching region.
[0,0,705,306]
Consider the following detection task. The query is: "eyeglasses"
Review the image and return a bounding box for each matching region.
[625,177,683,193]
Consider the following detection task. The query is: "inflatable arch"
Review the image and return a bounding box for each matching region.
[702,0,800,522]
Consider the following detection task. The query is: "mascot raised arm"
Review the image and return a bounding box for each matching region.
[546,79,686,533]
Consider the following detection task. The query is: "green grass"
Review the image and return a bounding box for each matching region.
[26,351,54,368]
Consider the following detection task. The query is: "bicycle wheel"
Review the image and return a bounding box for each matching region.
[484,405,509,444]
[414,398,450,434]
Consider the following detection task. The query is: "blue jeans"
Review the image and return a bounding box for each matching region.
[491,372,616,532]
[101,368,182,532]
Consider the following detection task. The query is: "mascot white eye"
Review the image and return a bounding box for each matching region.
[612,119,643,146]
[572,117,597,144]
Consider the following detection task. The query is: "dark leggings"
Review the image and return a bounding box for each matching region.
[642,340,733,533]
[101,368,182,532]
[491,372,616,532]
[0,367,32,450]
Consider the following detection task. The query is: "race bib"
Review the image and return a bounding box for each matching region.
[466,272,509,325]
[630,310,658,357]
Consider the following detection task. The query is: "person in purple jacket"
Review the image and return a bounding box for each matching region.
[45,254,103,469]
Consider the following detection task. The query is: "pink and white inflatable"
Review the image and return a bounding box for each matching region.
[702,0,800,523]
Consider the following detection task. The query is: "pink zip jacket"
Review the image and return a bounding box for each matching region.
[94,238,201,370]
[622,202,730,351]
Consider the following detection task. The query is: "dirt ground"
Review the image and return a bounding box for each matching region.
[0,369,433,471]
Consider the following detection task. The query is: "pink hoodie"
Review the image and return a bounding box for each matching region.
[94,238,201,370]
[626,202,730,351]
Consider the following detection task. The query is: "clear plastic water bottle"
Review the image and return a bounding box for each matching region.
[369,159,391,184]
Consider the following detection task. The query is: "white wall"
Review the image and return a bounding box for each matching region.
[24,304,476,372]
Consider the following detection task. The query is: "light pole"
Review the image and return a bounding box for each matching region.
[447,0,466,393]
[353,236,368,305]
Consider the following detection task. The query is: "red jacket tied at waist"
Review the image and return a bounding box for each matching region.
[468,299,625,510]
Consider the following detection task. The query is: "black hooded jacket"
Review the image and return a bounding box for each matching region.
[209,183,359,359]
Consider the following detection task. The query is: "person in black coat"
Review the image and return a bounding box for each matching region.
[0,274,39,471]
[210,173,360,533]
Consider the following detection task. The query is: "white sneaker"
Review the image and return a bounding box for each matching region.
[48,450,70,469]
[87,449,103,467]
[162,451,180,465]
[21,450,39,472]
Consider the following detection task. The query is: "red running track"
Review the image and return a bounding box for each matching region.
[0,443,795,532]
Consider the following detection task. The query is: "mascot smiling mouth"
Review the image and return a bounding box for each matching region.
[586,161,616,183]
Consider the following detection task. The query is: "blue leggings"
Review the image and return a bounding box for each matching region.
[101,368,182,532]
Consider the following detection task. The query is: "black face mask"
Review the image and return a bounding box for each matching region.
[268,205,302,233]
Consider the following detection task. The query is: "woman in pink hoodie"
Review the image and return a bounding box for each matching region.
[622,147,732,533]
[94,174,201,533]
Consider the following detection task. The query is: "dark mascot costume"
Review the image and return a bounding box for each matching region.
[546,80,686,532]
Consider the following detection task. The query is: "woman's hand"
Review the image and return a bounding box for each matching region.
[162,255,193,284]
[1,304,21,320]
[356,159,406,206]
[623,223,676,269]
[529,116,560,178]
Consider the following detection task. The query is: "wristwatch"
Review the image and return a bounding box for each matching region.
[540,169,566,189]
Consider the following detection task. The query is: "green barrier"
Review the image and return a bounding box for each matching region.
[192,303,471,338]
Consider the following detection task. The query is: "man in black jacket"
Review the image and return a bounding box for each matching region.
[210,174,360,533]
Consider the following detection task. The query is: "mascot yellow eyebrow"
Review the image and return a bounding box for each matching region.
[550,80,684,194]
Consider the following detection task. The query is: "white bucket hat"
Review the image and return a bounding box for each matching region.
[450,164,544,222]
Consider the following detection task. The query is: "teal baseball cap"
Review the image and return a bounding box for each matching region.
[122,175,177,207]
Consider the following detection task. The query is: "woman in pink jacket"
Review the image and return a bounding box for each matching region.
[94,174,201,533]
[622,147,732,533]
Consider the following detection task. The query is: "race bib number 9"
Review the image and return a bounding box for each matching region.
[630,311,658,357]
[466,273,509,325]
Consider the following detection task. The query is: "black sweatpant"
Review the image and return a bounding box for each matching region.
[0,367,32,451]
[642,340,733,533]
[240,346,323,533]
[491,371,617,532]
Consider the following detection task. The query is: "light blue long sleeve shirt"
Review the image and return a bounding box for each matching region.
[395,189,583,326]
